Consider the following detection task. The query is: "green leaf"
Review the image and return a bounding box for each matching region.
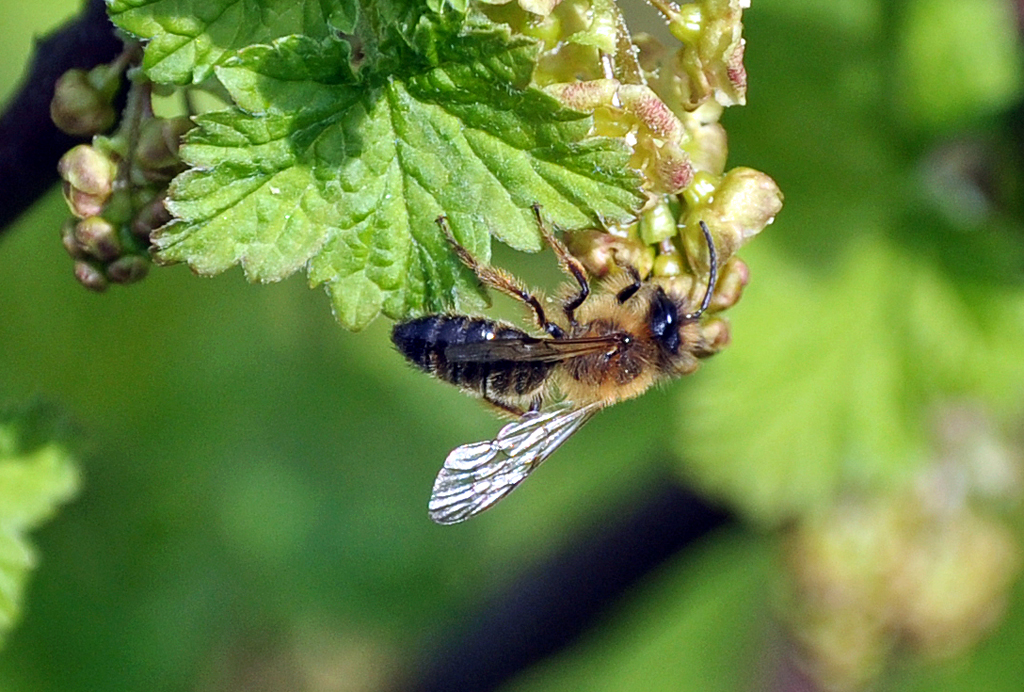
[897,0,1024,131]
[676,235,1024,523]
[106,0,353,84]
[154,32,642,329]
[0,406,79,649]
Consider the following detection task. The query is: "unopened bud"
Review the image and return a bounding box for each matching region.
[50,68,117,135]
[709,257,749,312]
[73,216,121,262]
[61,218,86,260]
[106,255,149,284]
[131,194,171,240]
[517,0,562,18]
[639,201,676,244]
[652,249,685,277]
[74,260,108,292]
[716,167,784,235]
[58,145,117,218]
[682,171,719,208]
[563,229,653,279]
[699,167,783,262]
[696,317,730,355]
[686,120,728,176]
[134,116,193,181]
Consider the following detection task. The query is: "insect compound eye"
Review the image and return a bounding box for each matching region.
[649,287,681,354]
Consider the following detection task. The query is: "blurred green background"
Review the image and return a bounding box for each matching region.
[3,1,1024,691]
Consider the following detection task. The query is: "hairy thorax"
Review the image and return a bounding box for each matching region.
[559,316,661,406]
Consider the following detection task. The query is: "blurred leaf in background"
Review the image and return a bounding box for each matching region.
[0,404,78,650]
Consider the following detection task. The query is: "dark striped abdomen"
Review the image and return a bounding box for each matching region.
[391,315,552,410]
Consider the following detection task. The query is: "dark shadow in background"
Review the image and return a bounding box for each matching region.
[409,477,733,692]
[0,0,122,230]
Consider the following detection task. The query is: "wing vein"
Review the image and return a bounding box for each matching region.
[428,401,602,524]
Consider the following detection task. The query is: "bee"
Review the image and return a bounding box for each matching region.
[391,205,718,524]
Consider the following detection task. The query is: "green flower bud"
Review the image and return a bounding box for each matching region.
[665,2,703,44]
[106,255,150,285]
[685,118,728,176]
[719,166,784,221]
[50,68,117,136]
[73,216,121,262]
[517,0,561,18]
[639,200,676,244]
[57,145,117,218]
[652,249,685,277]
[689,167,782,265]
[682,170,720,208]
[58,145,115,192]
[101,187,136,227]
[74,260,108,292]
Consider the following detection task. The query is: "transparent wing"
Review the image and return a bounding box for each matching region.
[428,401,603,525]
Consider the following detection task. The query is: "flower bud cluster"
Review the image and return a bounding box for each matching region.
[487,0,780,363]
[785,494,1020,691]
[783,403,1022,690]
[641,0,748,110]
[60,211,156,292]
[54,87,189,291]
[50,40,191,292]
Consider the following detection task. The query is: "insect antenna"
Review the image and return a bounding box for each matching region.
[684,221,718,320]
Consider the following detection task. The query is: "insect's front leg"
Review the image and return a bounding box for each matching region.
[530,204,591,329]
[480,394,528,418]
[437,215,565,338]
[615,266,643,303]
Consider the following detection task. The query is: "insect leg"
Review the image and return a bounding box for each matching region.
[615,265,643,303]
[436,216,564,338]
[477,372,529,418]
[530,203,590,328]
[481,396,528,418]
[683,220,718,319]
